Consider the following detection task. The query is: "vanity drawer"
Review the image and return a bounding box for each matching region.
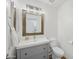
[31,44,48,55]
[21,47,32,59]
[21,51,48,59]
[31,52,48,59]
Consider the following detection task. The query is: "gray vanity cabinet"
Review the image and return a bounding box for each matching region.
[17,44,49,59]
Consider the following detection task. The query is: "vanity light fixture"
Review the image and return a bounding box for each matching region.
[49,0,55,3]
[26,4,45,15]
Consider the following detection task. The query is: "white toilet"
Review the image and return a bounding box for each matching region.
[49,38,65,59]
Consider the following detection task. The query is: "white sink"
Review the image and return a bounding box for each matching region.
[15,37,49,49]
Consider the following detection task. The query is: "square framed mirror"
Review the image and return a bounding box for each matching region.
[22,9,44,36]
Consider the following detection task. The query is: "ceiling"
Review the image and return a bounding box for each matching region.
[36,0,67,7]
[7,0,68,8]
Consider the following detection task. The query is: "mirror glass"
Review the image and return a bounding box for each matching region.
[26,13,41,33]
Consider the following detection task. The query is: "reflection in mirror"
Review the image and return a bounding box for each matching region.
[26,13,41,33]
[22,9,44,36]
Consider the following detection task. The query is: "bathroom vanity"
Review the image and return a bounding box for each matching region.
[9,7,50,59]
[15,38,49,59]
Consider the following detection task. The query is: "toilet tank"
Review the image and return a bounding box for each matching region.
[49,38,58,47]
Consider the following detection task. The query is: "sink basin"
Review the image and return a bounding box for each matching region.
[15,37,49,49]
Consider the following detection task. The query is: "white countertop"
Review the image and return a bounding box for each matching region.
[15,37,50,49]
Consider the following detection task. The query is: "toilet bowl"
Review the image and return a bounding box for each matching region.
[49,38,64,59]
[52,47,64,57]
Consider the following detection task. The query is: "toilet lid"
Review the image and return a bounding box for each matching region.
[52,47,64,57]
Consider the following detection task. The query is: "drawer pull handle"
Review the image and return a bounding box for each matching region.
[25,53,27,56]
[43,48,46,50]
[43,56,46,58]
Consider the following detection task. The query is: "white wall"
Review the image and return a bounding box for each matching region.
[7,0,73,59]
[57,0,73,59]
[14,0,57,39]
[6,0,57,55]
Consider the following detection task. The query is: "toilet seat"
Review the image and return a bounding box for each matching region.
[52,47,64,57]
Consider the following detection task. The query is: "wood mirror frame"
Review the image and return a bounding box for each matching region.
[22,9,44,36]
[13,8,16,30]
[12,7,16,30]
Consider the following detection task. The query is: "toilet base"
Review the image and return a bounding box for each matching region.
[52,54,66,59]
[61,56,66,59]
